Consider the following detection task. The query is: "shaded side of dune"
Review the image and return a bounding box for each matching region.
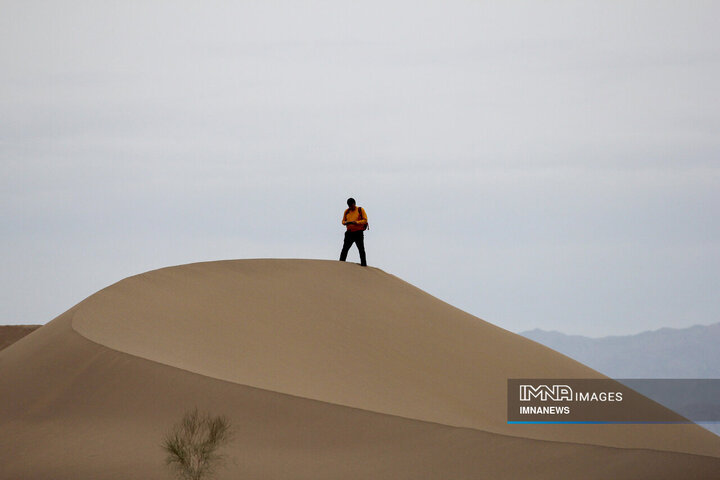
[1,312,719,480]
[0,325,40,352]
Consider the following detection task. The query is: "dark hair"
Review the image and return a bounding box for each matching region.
[347,197,356,206]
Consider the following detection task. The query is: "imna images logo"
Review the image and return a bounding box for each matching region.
[508,378,713,423]
[519,384,573,402]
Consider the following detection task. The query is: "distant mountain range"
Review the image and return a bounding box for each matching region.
[520,323,720,378]
[521,323,720,435]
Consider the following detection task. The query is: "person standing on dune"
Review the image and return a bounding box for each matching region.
[339,197,368,267]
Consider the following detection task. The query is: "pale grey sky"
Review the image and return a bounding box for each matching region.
[2,1,719,336]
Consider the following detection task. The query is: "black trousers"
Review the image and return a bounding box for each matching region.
[339,230,367,266]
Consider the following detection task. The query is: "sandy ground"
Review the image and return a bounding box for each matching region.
[1,259,719,479]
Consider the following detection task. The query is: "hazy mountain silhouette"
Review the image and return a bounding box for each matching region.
[520,323,720,378]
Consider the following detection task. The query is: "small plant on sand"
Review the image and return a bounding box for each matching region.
[162,408,232,480]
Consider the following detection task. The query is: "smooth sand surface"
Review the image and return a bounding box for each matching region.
[1,259,719,479]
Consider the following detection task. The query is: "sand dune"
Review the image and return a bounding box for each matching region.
[1,259,719,479]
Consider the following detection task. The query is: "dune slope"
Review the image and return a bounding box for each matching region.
[1,259,719,479]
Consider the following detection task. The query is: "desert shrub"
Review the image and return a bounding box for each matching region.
[162,408,232,480]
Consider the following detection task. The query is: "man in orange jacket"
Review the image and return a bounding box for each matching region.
[339,197,368,267]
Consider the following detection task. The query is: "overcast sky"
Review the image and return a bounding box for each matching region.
[2,1,718,337]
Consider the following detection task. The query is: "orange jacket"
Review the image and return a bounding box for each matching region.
[342,206,368,232]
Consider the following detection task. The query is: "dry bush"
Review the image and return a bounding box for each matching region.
[162,408,232,480]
